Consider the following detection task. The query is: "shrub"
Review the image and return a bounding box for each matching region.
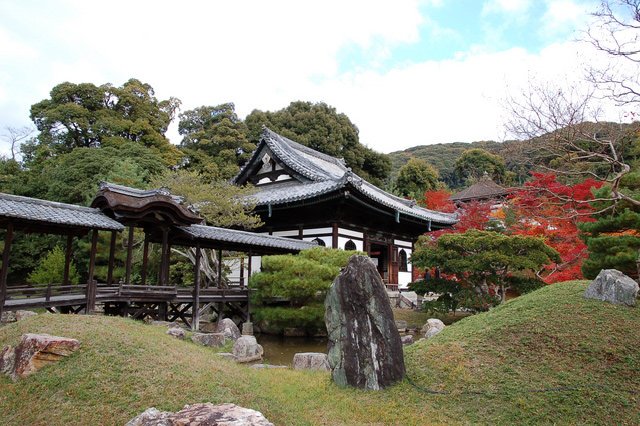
[27,246,80,286]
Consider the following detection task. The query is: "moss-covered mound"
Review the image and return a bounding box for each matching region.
[0,280,637,425]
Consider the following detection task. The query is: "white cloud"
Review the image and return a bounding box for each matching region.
[540,0,593,37]
[482,0,532,15]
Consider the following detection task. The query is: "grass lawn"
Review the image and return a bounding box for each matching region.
[0,280,638,425]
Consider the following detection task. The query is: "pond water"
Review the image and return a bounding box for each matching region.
[256,334,328,366]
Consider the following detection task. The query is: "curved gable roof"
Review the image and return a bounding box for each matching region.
[237,128,457,226]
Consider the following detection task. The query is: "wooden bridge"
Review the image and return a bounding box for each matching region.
[0,183,315,329]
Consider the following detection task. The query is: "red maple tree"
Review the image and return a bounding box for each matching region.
[509,173,603,283]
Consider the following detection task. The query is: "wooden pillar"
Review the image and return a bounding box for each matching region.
[86,229,99,313]
[63,234,73,285]
[239,256,245,288]
[141,234,149,286]
[0,223,14,318]
[363,232,370,255]
[332,223,339,249]
[160,227,169,286]
[247,252,253,280]
[192,244,201,331]
[217,249,223,289]
[125,226,134,284]
[106,231,117,285]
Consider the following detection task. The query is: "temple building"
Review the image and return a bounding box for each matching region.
[233,128,457,289]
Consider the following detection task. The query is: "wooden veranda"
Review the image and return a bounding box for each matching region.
[0,183,315,330]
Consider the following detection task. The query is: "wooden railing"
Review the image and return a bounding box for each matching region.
[5,284,88,302]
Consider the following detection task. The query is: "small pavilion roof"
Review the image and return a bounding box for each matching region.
[91,182,203,226]
[0,193,124,233]
[450,175,511,203]
[236,128,457,226]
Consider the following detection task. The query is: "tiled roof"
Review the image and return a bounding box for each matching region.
[179,224,317,252]
[0,193,124,231]
[243,128,457,225]
[450,177,511,202]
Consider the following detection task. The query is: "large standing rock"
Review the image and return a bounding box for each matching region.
[3,333,80,381]
[325,255,405,390]
[584,269,639,307]
[216,318,241,341]
[126,403,273,426]
[232,335,263,363]
[292,352,330,371]
[191,332,225,348]
[421,318,446,339]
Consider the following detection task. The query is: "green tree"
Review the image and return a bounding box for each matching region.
[245,101,391,186]
[412,230,560,304]
[580,170,640,279]
[394,157,439,200]
[178,103,256,180]
[29,79,181,164]
[27,245,80,286]
[454,148,507,185]
[250,247,360,333]
[151,169,261,229]
[20,143,166,205]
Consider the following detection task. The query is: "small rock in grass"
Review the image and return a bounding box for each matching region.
[422,318,445,339]
[395,320,408,331]
[292,352,330,371]
[127,403,273,426]
[191,332,225,348]
[216,352,236,361]
[15,310,38,321]
[251,364,288,369]
[5,333,80,381]
[216,318,241,341]
[232,335,263,363]
[0,311,16,323]
[401,335,414,345]
[584,269,639,307]
[166,327,186,340]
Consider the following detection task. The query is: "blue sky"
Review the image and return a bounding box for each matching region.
[0,0,619,155]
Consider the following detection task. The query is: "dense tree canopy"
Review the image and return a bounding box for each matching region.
[454,148,508,185]
[395,158,439,200]
[29,79,181,164]
[178,103,256,180]
[245,101,391,186]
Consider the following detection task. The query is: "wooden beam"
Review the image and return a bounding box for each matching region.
[0,223,14,318]
[217,249,223,289]
[85,229,99,313]
[63,234,73,285]
[192,244,201,331]
[125,226,134,284]
[141,233,149,285]
[106,231,117,285]
[159,227,169,286]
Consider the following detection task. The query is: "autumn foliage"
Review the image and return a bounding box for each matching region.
[508,173,602,283]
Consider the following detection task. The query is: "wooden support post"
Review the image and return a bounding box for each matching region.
[217,249,223,289]
[125,226,134,284]
[86,229,99,313]
[239,256,245,288]
[63,234,73,285]
[160,227,169,286]
[0,223,14,318]
[141,233,149,286]
[106,231,117,285]
[332,223,339,249]
[192,244,201,331]
[247,252,253,281]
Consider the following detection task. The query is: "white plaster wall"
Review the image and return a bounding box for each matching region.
[303,235,332,247]
[399,272,412,289]
[272,230,299,237]
[338,228,364,238]
[394,239,413,249]
[250,255,262,276]
[303,227,333,235]
[338,236,363,251]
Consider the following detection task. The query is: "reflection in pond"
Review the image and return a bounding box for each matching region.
[256,334,328,366]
